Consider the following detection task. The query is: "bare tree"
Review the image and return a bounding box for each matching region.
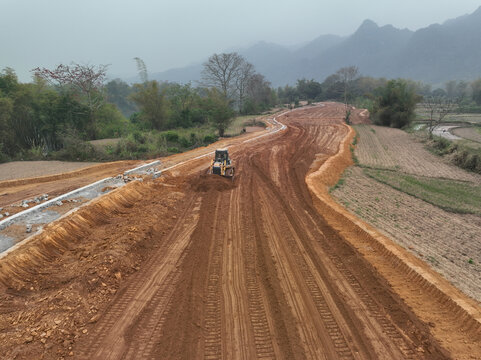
[236,61,255,112]
[336,66,359,123]
[201,53,245,99]
[425,96,458,138]
[32,63,108,114]
[32,63,108,138]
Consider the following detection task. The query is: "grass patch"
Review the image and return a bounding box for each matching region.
[350,129,359,164]
[364,168,481,215]
[329,175,347,193]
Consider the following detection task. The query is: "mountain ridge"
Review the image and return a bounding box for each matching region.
[149,6,481,87]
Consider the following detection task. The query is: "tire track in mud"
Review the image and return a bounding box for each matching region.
[233,181,278,359]
[203,195,224,360]
[247,173,303,360]
[252,173,359,359]
[275,123,432,358]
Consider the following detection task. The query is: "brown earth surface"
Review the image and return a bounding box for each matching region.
[0,161,100,181]
[0,161,139,209]
[0,104,480,360]
[452,127,481,144]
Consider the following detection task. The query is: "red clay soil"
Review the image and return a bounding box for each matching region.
[0,103,479,359]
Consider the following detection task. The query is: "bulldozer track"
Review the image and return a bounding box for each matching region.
[253,174,356,359]
[203,195,224,360]
[229,183,278,359]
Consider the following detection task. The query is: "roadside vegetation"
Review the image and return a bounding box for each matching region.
[0,54,276,163]
[427,136,481,174]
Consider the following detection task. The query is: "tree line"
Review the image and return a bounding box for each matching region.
[3,53,481,163]
[0,54,276,162]
[278,69,481,128]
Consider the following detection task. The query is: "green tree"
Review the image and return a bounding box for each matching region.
[278,85,299,106]
[164,83,203,127]
[202,89,234,137]
[105,79,137,117]
[321,74,343,101]
[130,80,168,130]
[95,103,129,138]
[0,68,19,96]
[244,74,275,114]
[32,63,108,139]
[296,79,322,101]
[0,96,15,158]
[471,78,481,105]
[372,79,420,128]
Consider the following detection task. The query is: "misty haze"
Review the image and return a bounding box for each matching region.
[1,1,481,359]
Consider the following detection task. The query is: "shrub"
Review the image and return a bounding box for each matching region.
[372,79,420,128]
[54,135,97,161]
[463,153,480,171]
[431,137,450,152]
[179,136,191,148]
[203,134,217,144]
[164,131,179,142]
[132,131,146,144]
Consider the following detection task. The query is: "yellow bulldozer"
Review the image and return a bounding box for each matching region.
[210,148,235,179]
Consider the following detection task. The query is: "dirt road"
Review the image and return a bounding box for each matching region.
[71,105,450,359]
[1,104,479,359]
[0,161,138,208]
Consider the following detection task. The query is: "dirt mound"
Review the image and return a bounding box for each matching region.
[190,174,236,193]
[0,179,186,359]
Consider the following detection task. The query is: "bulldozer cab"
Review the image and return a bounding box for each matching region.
[211,148,235,178]
[214,149,230,164]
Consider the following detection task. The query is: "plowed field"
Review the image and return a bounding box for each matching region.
[354,125,480,182]
[0,104,480,360]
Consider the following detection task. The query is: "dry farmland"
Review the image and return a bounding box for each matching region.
[332,124,481,302]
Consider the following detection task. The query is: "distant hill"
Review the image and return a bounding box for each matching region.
[149,6,481,87]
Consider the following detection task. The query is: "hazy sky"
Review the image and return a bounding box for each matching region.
[2,0,480,82]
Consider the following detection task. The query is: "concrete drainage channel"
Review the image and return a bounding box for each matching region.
[0,160,162,255]
[0,112,289,256]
